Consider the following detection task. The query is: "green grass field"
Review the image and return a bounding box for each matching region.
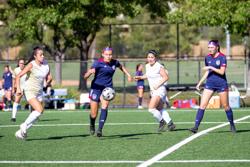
[0,108,250,167]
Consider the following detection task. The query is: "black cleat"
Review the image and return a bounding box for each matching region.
[158,119,167,132]
[96,129,102,137]
[167,121,176,131]
[230,125,237,133]
[89,125,95,135]
[189,127,198,134]
[11,118,16,122]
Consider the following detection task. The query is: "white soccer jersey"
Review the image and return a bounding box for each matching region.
[13,67,27,91]
[24,60,50,92]
[145,62,165,90]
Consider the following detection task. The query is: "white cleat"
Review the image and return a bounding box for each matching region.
[15,129,26,140]
[20,123,27,138]
[138,106,144,109]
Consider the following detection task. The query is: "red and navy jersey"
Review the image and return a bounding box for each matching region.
[135,71,144,87]
[205,52,228,88]
[2,71,12,89]
[90,58,121,89]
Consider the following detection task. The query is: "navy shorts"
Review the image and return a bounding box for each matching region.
[204,85,228,93]
[89,88,103,102]
[137,85,144,89]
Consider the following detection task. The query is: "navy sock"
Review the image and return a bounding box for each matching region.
[89,115,96,127]
[194,108,205,129]
[225,108,235,126]
[99,108,108,130]
[138,97,143,106]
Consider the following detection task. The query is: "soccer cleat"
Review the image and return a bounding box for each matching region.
[167,121,176,131]
[15,129,25,140]
[89,125,95,135]
[96,129,102,137]
[230,125,237,133]
[138,106,143,109]
[11,118,16,122]
[20,123,27,138]
[158,119,167,132]
[189,127,198,134]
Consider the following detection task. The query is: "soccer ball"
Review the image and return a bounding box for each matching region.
[102,87,115,101]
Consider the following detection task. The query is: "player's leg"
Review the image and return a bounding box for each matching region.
[96,97,110,137]
[219,91,236,133]
[137,87,144,109]
[89,101,98,135]
[157,100,175,131]
[88,89,101,135]
[5,89,12,111]
[11,93,23,122]
[16,97,43,139]
[190,89,214,133]
[148,95,167,132]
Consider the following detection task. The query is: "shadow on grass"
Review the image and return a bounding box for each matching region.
[0,135,3,138]
[26,134,89,141]
[173,128,190,132]
[213,129,250,134]
[38,119,60,122]
[100,132,159,140]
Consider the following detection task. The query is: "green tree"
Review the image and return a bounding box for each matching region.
[4,0,178,90]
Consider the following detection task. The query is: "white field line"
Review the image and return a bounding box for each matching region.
[0,159,250,164]
[137,115,250,167]
[1,121,250,128]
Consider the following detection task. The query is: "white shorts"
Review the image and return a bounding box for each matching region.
[150,86,166,101]
[24,90,43,102]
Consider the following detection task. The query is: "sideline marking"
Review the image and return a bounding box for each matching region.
[1,121,250,128]
[0,159,250,164]
[137,115,250,167]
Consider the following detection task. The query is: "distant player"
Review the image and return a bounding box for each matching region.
[134,50,175,132]
[135,63,145,109]
[84,47,132,137]
[189,40,236,133]
[11,59,27,122]
[2,65,13,111]
[15,46,52,140]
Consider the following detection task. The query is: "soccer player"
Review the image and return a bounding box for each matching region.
[134,50,175,132]
[135,63,145,109]
[189,40,236,133]
[15,46,52,140]
[11,59,27,122]
[1,65,13,111]
[84,47,132,137]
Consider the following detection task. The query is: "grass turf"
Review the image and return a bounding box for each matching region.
[0,108,250,167]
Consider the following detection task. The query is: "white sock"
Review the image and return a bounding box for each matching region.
[12,102,19,119]
[24,110,41,129]
[148,108,162,122]
[160,109,172,124]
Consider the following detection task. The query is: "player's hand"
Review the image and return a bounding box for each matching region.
[127,76,133,82]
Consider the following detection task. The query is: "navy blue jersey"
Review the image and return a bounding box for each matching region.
[90,58,121,89]
[2,71,12,89]
[205,52,228,88]
[135,71,144,87]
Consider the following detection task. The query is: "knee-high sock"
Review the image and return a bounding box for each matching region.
[138,97,143,106]
[89,115,96,126]
[12,102,19,119]
[225,108,235,126]
[160,109,172,124]
[148,108,162,122]
[194,108,205,128]
[98,108,108,130]
[24,110,41,130]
